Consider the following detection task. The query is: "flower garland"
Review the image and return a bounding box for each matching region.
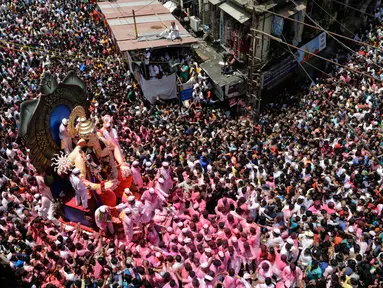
[81,141,119,183]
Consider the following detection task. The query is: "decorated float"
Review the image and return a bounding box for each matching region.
[18,71,133,228]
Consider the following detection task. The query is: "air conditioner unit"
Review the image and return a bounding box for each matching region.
[190,16,201,32]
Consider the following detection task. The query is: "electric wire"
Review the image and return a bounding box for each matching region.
[252,28,381,82]
[278,32,375,154]
[290,0,383,72]
[311,0,355,36]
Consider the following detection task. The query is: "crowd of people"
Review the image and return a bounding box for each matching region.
[2,0,383,288]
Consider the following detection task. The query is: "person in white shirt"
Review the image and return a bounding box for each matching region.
[6,145,15,160]
[323,259,337,279]
[266,228,285,248]
[144,48,151,79]
[69,168,88,209]
[149,64,159,79]
[144,49,151,65]
[59,118,72,153]
[36,174,55,219]
[298,231,314,251]
[102,122,119,148]
[192,87,203,101]
[255,277,275,288]
[280,239,298,262]
[62,266,77,281]
[298,248,312,269]
[169,21,180,41]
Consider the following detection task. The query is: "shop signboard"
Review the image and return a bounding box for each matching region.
[297,32,326,64]
[261,55,298,88]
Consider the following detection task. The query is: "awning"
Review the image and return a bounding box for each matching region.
[209,0,224,5]
[276,1,306,18]
[219,2,251,24]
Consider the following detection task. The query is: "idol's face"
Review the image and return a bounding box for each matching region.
[85,132,98,147]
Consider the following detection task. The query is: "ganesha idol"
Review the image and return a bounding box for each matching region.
[52,106,132,207]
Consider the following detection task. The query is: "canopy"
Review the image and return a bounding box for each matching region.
[219,2,251,24]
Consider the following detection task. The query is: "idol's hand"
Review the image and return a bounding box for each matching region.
[105,179,119,191]
[120,164,131,178]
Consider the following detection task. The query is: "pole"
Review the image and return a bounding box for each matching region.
[247,8,255,95]
[247,1,263,120]
[255,14,266,118]
[132,10,138,39]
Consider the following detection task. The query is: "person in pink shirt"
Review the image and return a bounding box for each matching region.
[217,196,237,212]
[228,246,242,274]
[248,225,261,250]
[222,268,237,287]
[199,247,213,265]
[201,274,215,288]
[256,244,270,263]
[307,200,322,214]
[141,187,163,219]
[188,202,200,216]
[147,223,160,246]
[223,213,239,229]
[199,223,215,236]
[161,226,174,244]
[191,191,207,210]
[281,263,304,287]
[155,177,170,200]
[215,222,227,238]
[131,161,144,190]
[197,211,212,228]
[183,278,200,288]
[180,262,193,280]
[322,201,337,215]
[273,250,288,280]
[172,189,186,214]
[215,203,228,218]
[177,269,195,287]
[281,203,295,223]
[217,250,230,269]
[240,241,257,268]
[121,188,132,204]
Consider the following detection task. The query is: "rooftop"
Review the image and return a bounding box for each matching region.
[193,42,245,87]
[98,0,198,52]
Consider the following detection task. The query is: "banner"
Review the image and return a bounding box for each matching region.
[271,16,284,37]
[225,82,244,98]
[179,82,193,102]
[297,32,326,64]
[140,73,177,104]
